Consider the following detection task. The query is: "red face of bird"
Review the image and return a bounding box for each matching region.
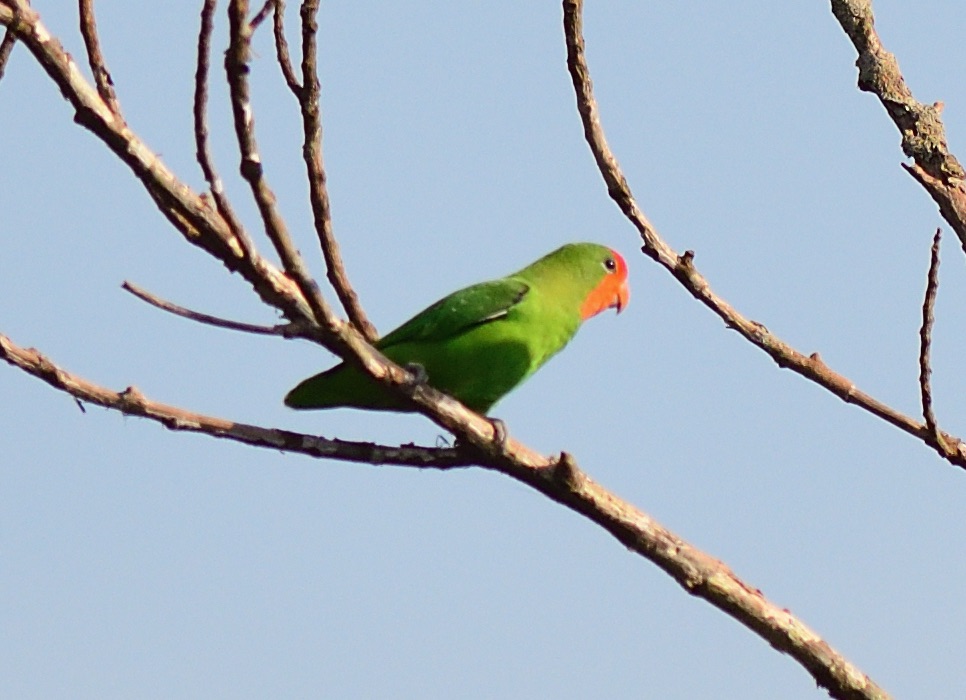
[579,249,630,320]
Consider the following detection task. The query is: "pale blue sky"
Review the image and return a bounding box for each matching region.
[2,2,965,698]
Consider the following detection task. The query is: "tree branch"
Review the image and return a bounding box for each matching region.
[194,0,259,261]
[296,0,379,341]
[0,25,15,82]
[248,0,274,30]
[272,0,300,93]
[224,0,338,332]
[0,0,314,324]
[918,229,947,456]
[77,0,121,117]
[0,331,468,468]
[560,0,966,475]
[122,280,301,337]
[830,0,966,255]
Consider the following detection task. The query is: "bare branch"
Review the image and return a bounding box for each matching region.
[272,0,300,93]
[0,1,314,323]
[78,0,121,116]
[122,280,299,337]
[0,26,15,81]
[249,0,274,30]
[225,0,337,331]
[830,0,966,255]
[560,0,966,474]
[194,0,259,261]
[0,331,468,468]
[919,229,946,454]
[297,0,379,341]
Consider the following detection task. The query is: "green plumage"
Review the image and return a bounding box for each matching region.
[284,242,624,414]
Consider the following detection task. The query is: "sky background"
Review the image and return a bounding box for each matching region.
[2,2,965,698]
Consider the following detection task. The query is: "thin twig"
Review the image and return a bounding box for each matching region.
[225,0,338,333]
[272,0,300,92]
[249,0,274,30]
[0,331,469,468]
[297,0,378,341]
[0,26,15,82]
[194,0,258,261]
[830,0,966,255]
[77,0,121,116]
[560,0,966,472]
[919,229,944,452]
[122,280,297,337]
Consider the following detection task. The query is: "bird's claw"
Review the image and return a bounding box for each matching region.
[488,417,508,454]
[402,362,429,387]
[452,417,508,456]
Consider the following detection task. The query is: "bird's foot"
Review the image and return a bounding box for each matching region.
[402,362,429,389]
[451,417,508,456]
[488,417,509,454]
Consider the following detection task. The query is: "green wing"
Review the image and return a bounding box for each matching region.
[284,278,531,412]
[376,278,530,349]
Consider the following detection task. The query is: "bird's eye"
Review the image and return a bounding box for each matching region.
[603,257,616,272]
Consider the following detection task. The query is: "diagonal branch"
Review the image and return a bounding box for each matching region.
[77,0,121,117]
[0,0,313,324]
[561,0,966,475]
[830,0,966,255]
[296,0,378,341]
[249,0,274,30]
[0,331,469,468]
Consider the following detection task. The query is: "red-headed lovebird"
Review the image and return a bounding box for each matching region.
[285,242,629,414]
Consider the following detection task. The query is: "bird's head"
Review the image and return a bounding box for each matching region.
[580,248,630,320]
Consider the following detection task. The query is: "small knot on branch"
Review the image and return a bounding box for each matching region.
[551,451,580,488]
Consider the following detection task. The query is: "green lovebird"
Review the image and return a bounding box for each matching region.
[284,242,630,415]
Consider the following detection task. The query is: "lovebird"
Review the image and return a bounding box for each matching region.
[284,242,629,415]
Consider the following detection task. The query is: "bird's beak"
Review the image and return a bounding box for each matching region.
[614,278,630,314]
[581,275,631,320]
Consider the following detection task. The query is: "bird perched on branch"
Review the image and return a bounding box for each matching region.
[285,242,629,414]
